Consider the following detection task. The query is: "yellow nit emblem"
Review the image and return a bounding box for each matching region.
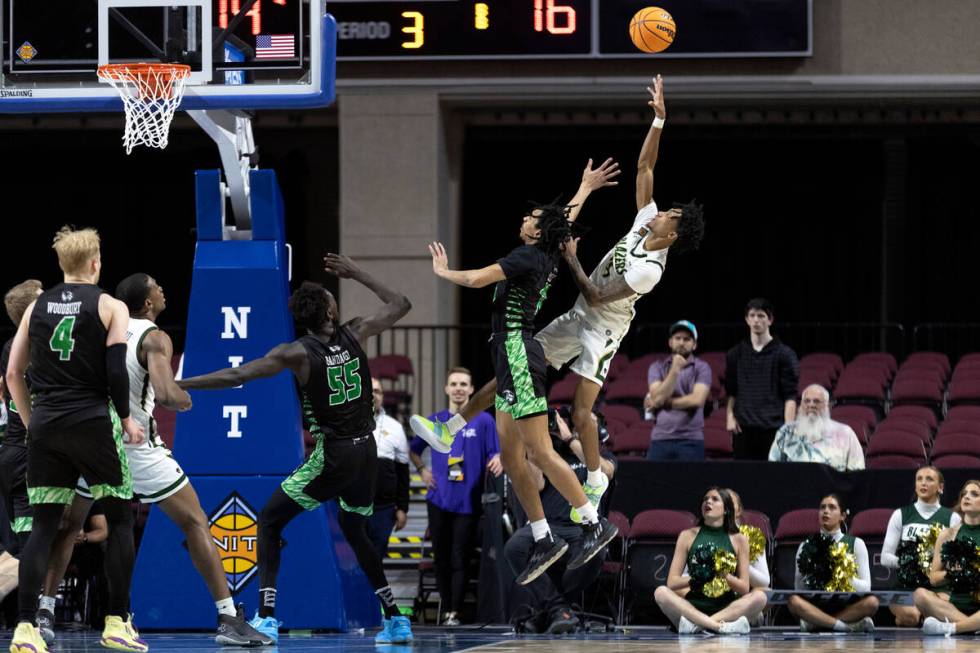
[208,492,260,594]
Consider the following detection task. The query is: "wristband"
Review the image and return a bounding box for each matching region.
[653,116,665,129]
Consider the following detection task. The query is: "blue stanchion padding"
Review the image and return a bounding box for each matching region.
[131,476,380,629]
[135,169,379,630]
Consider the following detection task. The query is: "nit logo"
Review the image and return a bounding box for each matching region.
[208,492,262,594]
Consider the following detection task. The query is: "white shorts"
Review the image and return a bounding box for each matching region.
[77,443,188,504]
[534,311,623,386]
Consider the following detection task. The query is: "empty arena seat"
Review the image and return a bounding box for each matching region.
[773,509,819,588]
[889,378,944,410]
[609,423,653,457]
[625,353,667,379]
[630,509,697,540]
[547,374,578,403]
[931,434,980,459]
[798,369,834,396]
[851,352,898,376]
[904,352,951,377]
[948,405,980,422]
[841,363,893,386]
[833,375,887,405]
[704,427,732,459]
[608,354,630,383]
[948,378,980,405]
[932,454,980,469]
[866,431,927,462]
[800,352,845,379]
[604,374,648,405]
[936,419,980,439]
[831,405,878,431]
[887,404,938,430]
[874,418,931,445]
[850,507,898,589]
[867,455,924,469]
[623,509,696,623]
[601,404,643,427]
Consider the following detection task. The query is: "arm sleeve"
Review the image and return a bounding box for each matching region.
[951,512,963,527]
[623,260,663,295]
[696,360,712,388]
[880,509,904,568]
[768,427,786,462]
[648,360,665,385]
[847,429,866,470]
[779,347,801,402]
[794,542,805,590]
[725,348,739,397]
[750,552,771,588]
[392,422,410,464]
[106,342,130,419]
[395,462,410,513]
[853,537,871,592]
[496,246,538,279]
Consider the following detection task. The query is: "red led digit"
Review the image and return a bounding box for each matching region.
[218,0,266,35]
[533,0,576,35]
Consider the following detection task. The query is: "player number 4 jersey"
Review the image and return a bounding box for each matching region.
[572,200,668,331]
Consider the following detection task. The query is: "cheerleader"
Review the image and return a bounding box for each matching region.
[654,487,767,634]
[881,465,959,626]
[915,480,980,636]
[788,494,878,632]
[728,489,771,589]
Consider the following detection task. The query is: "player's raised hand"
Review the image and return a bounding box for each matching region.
[561,236,580,260]
[323,253,361,278]
[428,242,449,275]
[647,74,665,119]
[121,416,145,445]
[580,157,621,192]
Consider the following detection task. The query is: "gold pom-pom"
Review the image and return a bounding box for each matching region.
[740,524,766,563]
[826,541,857,592]
[703,549,738,598]
[917,523,944,575]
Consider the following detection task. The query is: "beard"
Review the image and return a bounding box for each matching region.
[795,412,829,441]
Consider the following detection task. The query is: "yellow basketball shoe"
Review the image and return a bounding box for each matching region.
[570,472,609,524]
[101,615,148,652]
[10,622,48,653]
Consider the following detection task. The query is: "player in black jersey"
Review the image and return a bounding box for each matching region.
[418,183,620,586]
[1,280,43,555]
[6,226,147,653]
[179,254,413,645]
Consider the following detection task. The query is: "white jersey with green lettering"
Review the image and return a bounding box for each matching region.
[126,317,160,446]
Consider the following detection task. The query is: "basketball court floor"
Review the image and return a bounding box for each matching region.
[32,627,980,652]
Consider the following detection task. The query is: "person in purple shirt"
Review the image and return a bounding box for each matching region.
[645,321,712,460]
[409,367,501,626]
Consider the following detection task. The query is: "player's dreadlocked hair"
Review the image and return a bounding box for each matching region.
[528,199,575,256]
[289,281,333,332]
[671,199,705,254]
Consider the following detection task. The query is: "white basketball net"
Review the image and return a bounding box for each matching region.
[97,63,191,154]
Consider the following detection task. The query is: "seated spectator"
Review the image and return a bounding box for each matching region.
[645,321,711,461]
[881,466,959,627]
[915,479,980,636]
[505,408,616,634]
[653,487,767,635]
[768,385,865,471]
[787,494,878,632]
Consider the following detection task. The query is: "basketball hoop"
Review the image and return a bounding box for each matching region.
[97,63,192,154]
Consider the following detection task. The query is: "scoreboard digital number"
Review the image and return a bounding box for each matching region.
[330,0,811,61]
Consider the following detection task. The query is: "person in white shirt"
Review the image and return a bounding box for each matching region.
[881,465,960,626]
[728,490,770,589]
[366,379,411,559]
[768,385,865,471]
[788,494,878,632]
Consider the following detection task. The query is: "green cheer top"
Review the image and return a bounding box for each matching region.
[896,503,955,589]
[686,525,739,614]
[950,522,980,615]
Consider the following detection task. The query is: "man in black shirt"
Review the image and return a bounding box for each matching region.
[6,226,146,653]
[178,254,413,645]
[1,280,42,554]
[505,408,616,634]
[725,297,800,460]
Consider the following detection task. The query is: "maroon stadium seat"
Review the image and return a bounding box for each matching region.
[931,434,980,459]
[800,352,845,379]
[837,417,869,446]
[890,378,944,409]
[604,374,648,404]
[866,431,927,462]
[867,455,923,469]
[609,423,653,457]
[630,509,697,539]
[704,427,732,459]
[773,508,819,588]
[875,418,931,444]
[948,406,980,422]
[948,379,980,405]
[932,455,980,469]
[547,374,578,403]
[831,405,878,431]
[936,419,980,439]
[602,404,643,427]
[851,352,898,375]
[850,508,894,539]
[840,364,892,386]
[609,510,631,539]
[740,509,773,545]
[904,352,951,377]
[834,376,887,404]
[608,354,630,383]
[625,353,667,379]
[887,404,938,430]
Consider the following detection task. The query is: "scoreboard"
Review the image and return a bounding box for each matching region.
[330,0,812,60]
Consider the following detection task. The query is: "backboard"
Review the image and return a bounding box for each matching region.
[0,0,335,112]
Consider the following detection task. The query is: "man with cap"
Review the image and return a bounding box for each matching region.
[644,320,712,460]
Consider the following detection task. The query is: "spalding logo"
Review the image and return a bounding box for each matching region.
[208,492,260,594]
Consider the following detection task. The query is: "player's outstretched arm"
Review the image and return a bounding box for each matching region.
[5,301,34,427]
[567,157,621,224]
[636,75,666,212]
[143,330,192,411]
[178,343,304,390]
[324,253,412,344]
[428,242,506,289]
[561,238,636,306]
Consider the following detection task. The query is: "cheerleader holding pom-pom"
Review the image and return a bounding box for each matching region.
[654,487,768,635]
[788,494,878,632]
[915,480,980,636]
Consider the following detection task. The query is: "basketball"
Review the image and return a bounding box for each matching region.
[629,7,676,54]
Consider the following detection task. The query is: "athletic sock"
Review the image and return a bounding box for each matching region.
[586,469,605,488]
[575,502,599,525]
[529,519,551,542]
[259,588,277,618]
[832,620,848,632]
[375,586,400,619]
[446,413,466,435]
[39,596,56,613]
[215,597,236,617]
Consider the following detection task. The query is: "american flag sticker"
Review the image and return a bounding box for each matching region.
[255,34,295,60]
